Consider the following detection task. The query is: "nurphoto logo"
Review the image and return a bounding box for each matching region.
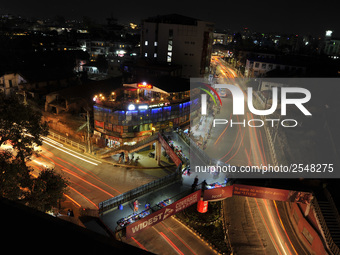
[200,84,311,128]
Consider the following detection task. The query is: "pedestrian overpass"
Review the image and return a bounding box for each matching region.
[99,133,159,159]
[97,131,340,255]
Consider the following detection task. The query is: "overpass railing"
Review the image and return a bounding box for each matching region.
[312,193,340,255]
[99,169,181,214]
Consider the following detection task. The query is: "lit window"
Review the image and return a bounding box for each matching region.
[167,52,172,62]
[154,53,157,58]
[145,53,148,57]
[168,44,172,51]
[145,41,148,46]
[154,41,158,46]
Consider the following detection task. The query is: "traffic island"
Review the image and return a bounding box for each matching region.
[175,201,231,254]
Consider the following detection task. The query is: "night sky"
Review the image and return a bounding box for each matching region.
[1,0,340,36]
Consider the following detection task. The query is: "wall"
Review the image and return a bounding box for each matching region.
[142,20,213,78]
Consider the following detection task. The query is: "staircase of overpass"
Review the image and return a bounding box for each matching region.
[99,133,159,158]
[314,188,340,254]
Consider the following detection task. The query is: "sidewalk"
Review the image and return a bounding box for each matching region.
[190,115,214,147]
[106,149,175,170]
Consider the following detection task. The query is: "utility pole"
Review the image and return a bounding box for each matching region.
[86,110,92,153]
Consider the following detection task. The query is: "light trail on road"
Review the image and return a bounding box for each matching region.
[51,153,121,194]
[131,237,148,251]
[214,113,232,145]
[160,221,198,255]
[159,232,185,255]
[64,194,81,207]
[68,185,99,209]
[43,139,99,165]
[42,136,102,164]
[40,153,115,197]
[28,139,125,210]
[213,56,301,255]
[28,161,93,208]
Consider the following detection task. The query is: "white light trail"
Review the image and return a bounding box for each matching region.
[42,136,101,164]
[43,140,99,166]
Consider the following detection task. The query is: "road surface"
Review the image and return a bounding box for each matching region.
[124,216,216,255]
[212,57,309,255]
[28,136,174,210]
[29,135,217,255]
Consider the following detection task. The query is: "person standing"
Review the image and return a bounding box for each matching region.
[133,199,140,213]
[194,176,199,186]
[192,175,199,191]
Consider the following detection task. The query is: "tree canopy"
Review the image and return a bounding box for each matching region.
[0,95,67,211]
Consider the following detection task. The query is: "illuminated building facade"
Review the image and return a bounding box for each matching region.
[93,82,195,147]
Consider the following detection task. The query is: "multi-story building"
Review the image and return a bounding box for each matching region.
[324,30,340,58]
[78,39,132,60]
[93,81,193,147]
[245,57,306,77]
[141,14,214,78]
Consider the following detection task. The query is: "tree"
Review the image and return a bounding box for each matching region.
[0,150,31,200]
[0,95,67,211]
[25,169,68,212]
[0,94,49,161]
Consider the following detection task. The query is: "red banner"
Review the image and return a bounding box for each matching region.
[158,133,182,167]
[126,190,201,238]
[233,184,289,201]
[203,184,313,205]
[203,185,233,201]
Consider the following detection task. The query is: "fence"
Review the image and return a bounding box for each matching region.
[48,130,86,151]
[99,170,181,214]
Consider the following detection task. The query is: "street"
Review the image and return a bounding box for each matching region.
[209,58,309,255]
[203,56,272,168]
[28,134,219,255]
[28,136,173,210]
[124,216,216,255]
[27,57,310,255]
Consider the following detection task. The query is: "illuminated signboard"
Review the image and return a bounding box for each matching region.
[127,104,135,111]
[149,103,164,108]
[137,82,153,89]
[138,105,148,110]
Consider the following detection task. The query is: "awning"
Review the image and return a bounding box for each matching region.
[123,83,170,95]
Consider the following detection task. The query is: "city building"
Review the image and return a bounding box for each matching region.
[140,14,214,78]
[213,31,232,45]
[93,80,193,147]
[78,39,133,60]
[244,57,307,77]
[0,72,26,96]
[324,30,340,58]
